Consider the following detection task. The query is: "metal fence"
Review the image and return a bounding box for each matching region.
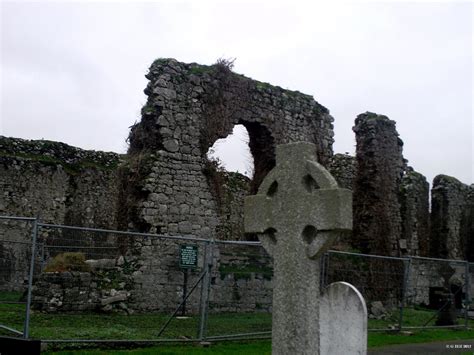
[0,214,473,346]
[323,251,473,331]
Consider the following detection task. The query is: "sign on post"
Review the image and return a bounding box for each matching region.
[179,245,198,269]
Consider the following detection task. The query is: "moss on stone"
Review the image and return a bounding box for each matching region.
[44,252,91,273]
[188,65,213,75]
[0,151,119,174]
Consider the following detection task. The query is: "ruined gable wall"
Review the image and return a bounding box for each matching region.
[122,58,335,239]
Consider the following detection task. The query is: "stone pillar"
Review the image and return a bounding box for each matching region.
[400,169,430,256]
[431,175,472,260]
[352,112,405,256]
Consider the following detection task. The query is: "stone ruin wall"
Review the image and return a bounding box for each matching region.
[0,136,120,291]
[121,58,334,240]
[0,136,120,227]
[399,170,431,257]
[328,153,355,190]
[349,112,472,262]
[2,58,335,312]
[430,175,474,260]
[406,260,470,306]
[32,241,273,314]
[349,113,437,259]
[0,58,472,312]
[352,113,406,256]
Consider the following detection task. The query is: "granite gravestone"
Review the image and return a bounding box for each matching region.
[245,142,365,355]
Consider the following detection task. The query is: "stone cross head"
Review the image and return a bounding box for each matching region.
[245,142,352,259]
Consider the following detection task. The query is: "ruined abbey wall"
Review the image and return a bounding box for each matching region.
[399,170,430,256]
[328,153,355,190]
[0,58,472,313]
[0,137,121,290]
[348,112,470,261]
[431,175,474,260]
[0,137,120,228]
[122,58,335,239]
[352,113,406,256]
[1,59,470,262]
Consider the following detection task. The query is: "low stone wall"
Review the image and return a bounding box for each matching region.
[32,257,135,313]
[32,242,273,314]
[406,260,468,307]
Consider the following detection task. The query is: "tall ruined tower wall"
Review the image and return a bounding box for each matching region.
[399,170,430,256]
[352,113,406,256]
[431,175,474,260]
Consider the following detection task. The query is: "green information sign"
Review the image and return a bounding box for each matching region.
[179,245,198,269]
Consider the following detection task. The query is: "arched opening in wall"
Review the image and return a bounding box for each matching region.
[205,122,276,241]
[206,122,276,193]
[206,125,254,178]
[242,121,276,193]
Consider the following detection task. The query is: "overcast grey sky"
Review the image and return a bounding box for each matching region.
[1,0,472,185]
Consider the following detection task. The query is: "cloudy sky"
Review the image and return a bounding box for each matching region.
[1,0,472,185]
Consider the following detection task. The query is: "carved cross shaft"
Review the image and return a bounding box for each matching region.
[244,142,352,355]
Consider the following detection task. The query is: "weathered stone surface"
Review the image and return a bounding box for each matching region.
[101,291,128,306]
[328,153,355,190]
[431,175,474,260]
[0,136,121,291]
[245,142,353,355]
[352,112,405,256]
[124,58,335,239]
[369,301,387,319]
[32,243,274,314]
[85,259,116,270]
[320,282,367,355]
[0,136,120,228]
[400,169,430,256]
[1,56,473,318]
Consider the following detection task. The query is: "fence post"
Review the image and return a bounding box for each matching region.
[464,261,470,329]
[320,252,329,294]
[398,257,411,331]
[23,218,39,339]
[198,240,214,341]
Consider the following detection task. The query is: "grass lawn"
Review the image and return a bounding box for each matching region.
[44,328,474,355]
[1,292,472,354]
